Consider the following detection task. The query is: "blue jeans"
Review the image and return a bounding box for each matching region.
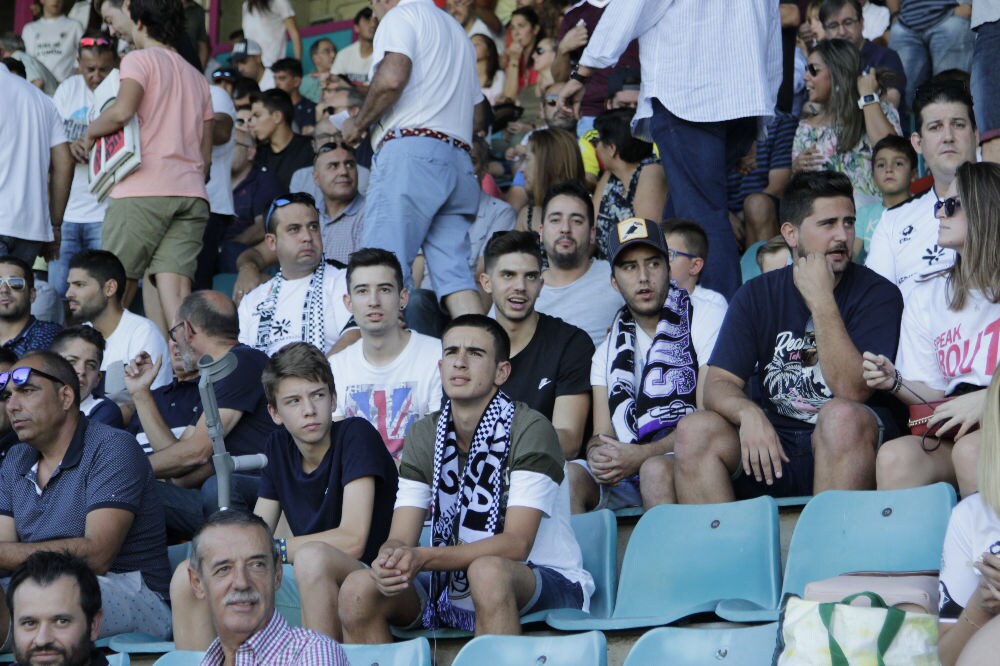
[889,12,975,109]
[649,101,757,299]
[972,20,1000,141]
[48,221,103,300]
[157,473,260,540]
[364,136,480,298]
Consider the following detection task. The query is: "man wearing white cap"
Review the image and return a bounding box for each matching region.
[231,39,275,91]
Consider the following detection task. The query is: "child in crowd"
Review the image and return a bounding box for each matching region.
[755,235,792,274]
[854,135,917,263]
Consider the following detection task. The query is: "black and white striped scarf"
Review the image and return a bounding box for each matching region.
[422,390,516,631]
[253,258,326,352]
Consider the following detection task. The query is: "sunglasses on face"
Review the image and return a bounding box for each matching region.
[534,46,549,56]
[0,367,66,395]
[806,63,823,77]
[0,277,26,291]
[264,192,318,234]
[934,196,961,217]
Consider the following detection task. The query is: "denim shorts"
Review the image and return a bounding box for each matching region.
[401,563,584,629]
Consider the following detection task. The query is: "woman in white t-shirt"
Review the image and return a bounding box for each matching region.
[936,371,1000,665]
[863,162,1000,497]
[241,0,301,67]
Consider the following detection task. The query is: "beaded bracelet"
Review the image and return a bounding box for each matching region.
[890,368,903,394]
[275,537,288,564]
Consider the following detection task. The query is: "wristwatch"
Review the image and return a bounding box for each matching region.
[858,92,880,109]
[569,65,591,85]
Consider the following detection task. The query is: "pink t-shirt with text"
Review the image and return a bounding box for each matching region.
[111,48,212,200]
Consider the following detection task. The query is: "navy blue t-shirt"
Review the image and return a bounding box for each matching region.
[257,417,398,564]
[860,40,908,105]
[709,263,903,431]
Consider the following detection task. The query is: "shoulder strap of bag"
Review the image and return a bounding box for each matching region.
[818,592,906,666]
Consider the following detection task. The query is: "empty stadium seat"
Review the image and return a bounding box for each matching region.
[452,630,607,666]
[211,273,237,298]
[342,637,431,666]
[547,496,781,631]
[717,483,957,622]
[153,651,205,665]
[624,623,779,666]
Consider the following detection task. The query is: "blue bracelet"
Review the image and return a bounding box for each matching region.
[275,537,288,564]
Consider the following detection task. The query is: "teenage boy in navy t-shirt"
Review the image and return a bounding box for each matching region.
[170,341,397,648]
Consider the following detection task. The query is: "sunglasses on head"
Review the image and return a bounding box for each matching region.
[264,193,317,234]
[317,141,354,155]
[80,37,111,47]
[0,277,26,291]
[0,367,66,395]
[934,196,961,217]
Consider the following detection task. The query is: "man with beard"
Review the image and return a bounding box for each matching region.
[65,250,172,394]
[125,291,277,538]
[533,181,624,345]
[8,551,106,666]
[0,257,61,358]
[481,231,592,461]
[673,172,904,503]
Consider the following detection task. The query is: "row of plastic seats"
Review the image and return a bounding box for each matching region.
[151,624,781,666]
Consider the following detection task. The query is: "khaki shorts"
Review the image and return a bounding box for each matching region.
[104,196,209,281]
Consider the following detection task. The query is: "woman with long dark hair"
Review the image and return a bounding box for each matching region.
[242,0,302,67]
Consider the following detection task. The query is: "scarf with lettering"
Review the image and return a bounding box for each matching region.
[422,390,516,631]
[253,258,326,352]
[606,285,698,457]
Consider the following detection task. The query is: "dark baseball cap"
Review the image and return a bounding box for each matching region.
[607,217,669,265]
[607,67,641,100]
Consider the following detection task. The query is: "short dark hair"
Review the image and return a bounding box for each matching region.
[542,180,594,227]
[483,230,543,274]
[593,108,653,164]
[663,219,709,262]
[2,57,26,78]
[443,314,511,363]
[510,6,544,39]
[262,342,336,406]
[913,79,976,133]
[178,291,239,340]
[251,88,294,127]
[780,171,855,228]
[818,0,862,24]
[354,6,373,24]
[871,134,918,173]
[309,38,334,57]
[69,250,126,301]
[51,325,108,366]
[190,510,278,574]
[232,75,261,101]
[346,247,404,291]
[0,256,34,291]
[18,351,82,406]
[0,348,17,366]
[128,0,185,45]
[6,551,102,627]
[271,57,303,79]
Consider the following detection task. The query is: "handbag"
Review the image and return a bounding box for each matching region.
[775,592,940,666]
[907,400,952,438]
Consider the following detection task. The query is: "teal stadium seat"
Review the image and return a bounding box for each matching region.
[342,637,431,666]
[624,623,780,666]
[717,483,957,622]
[153,651,205,665]
[547,497,781,631]
[452,630,607,666]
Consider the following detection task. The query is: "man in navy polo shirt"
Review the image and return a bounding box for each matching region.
[0,351,172,644]
[170,342,397,648]
[125,290,278,539]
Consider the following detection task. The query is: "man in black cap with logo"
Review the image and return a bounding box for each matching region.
[568,216,699,513]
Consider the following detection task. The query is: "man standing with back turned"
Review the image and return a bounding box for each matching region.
[341,0,487,318]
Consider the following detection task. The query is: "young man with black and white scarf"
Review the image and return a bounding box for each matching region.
[338,314,593,640]
[568,217,700,514]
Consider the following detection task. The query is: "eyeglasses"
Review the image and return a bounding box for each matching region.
[588,135,603,146]
[667,249,698,262]
[264,192,317,234]
[934,196,962,218]
[167,321,188,343]
[0,367,66,395]
[806,63,823,77]
[823,17,859,32]
[0,277,27,291]
[80,37,111,47]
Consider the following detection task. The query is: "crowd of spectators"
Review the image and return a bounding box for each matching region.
[1,0,1000,661]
